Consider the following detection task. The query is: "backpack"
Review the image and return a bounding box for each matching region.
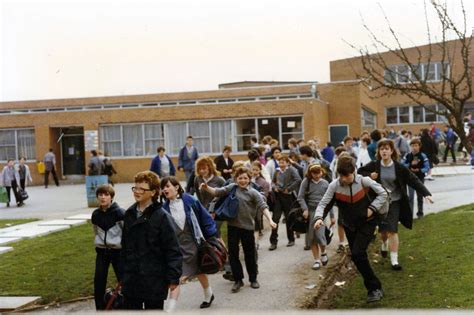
[103,159,114,176]
[198,237,228,274]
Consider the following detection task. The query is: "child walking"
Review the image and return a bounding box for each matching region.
[91,184,125,310]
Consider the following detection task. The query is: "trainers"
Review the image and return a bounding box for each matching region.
[367,289,384,303]
[231,280,244,293]
[269,243,277,251]
[312,261,321,270]
[286,241,295,247]
[321,253,329,266]
[250,281,260,289]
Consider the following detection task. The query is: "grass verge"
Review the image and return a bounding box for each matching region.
[0,219,38,229]
[331,203,474,309]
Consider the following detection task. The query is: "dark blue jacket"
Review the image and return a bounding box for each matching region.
[150,154,176,177]
[321,146,335,163]
[178,146,199,172]
[162,193,217,242]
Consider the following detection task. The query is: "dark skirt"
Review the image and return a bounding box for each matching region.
[379,200,401,233]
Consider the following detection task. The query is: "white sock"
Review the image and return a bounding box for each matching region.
[381,241,388,251]
[203,286,213,302]
[321,252,328,263]
[166,298,177,313]
[390,251,398,265]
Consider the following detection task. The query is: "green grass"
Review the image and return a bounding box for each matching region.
[0,220,229,304]
[0,219,38,229]
[332,203,474,309]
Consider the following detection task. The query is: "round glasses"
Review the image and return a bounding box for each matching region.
[131,186,153,194]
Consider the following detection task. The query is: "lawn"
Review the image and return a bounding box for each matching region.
[0,219,38,229]
[331,203,474,309]
[0,220,228,304]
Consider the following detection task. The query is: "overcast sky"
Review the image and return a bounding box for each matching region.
[1,0,472,102]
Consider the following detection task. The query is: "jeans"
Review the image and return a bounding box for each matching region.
[94,248,122,310]
[344,220,382,293]
[228,225,257,282]
[270,192,295,245]
[408,177,425,215]
[443,144,456,162]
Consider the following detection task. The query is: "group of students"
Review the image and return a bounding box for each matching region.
[1,157,32,207]
[92,131,436,310]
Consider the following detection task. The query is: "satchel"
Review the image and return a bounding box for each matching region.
[214,186,239,220]
[104,282,124,310]
[287,202,308,234]
[198,237,228,274]
[19,189,29,201]
[0,187,8,203]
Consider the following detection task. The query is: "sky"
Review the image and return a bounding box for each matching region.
[1,0,472,102]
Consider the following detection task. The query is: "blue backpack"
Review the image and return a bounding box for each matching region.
[214,185,239,220]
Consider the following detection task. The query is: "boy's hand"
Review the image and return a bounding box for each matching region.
[270,220,277,229]
[303,209,309,219]
[314,219,324,230]
[424,196,434,204]
[199,183,208,191]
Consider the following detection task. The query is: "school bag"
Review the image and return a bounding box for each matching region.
[104,282,124,310]
[363,177,391,220]
[286,179,311,234]
[213,185,239,220]
[198,237,228,274]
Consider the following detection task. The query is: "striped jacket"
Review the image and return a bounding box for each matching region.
[314,174,387,230]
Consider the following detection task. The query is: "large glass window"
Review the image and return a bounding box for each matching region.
[166,122,187,156]
[234,119,256,152]
[385,62,447,84]
[123,125,143,156]
[386,104,447,125]
[397,65,409,83]
[189,121,211,153]
[0,128,36,161]
[211,120,231,153]
[386,108,398,124]
[101,126,122,156]
[413,106,424,123]
[144,124,164,156]
[280,116,303,149]
[398,106,410,123]
[257,118,279,142]
[384,66,397,85]
[424,105,437,123]
[361,109,376,129]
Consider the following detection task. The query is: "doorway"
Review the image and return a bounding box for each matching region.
[60,127,85,175]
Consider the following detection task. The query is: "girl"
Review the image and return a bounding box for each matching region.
[297,164,335,270]
[1,159,22,207]
[194,157,225,210]
[200,167,277,293]
[91,184,125,310]
[161,176,218,310]
[358,139,433,270]
[250,161,271,248]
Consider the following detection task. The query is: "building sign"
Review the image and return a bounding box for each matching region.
[84,130,99,151]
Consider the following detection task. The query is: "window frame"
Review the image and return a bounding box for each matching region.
[0,128,36,162]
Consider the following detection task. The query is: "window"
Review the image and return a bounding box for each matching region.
[0,128,36,161]
[234,119,256,152]
[100,126,122,156]
[257,118,279,142]
[211,120,231,153]
[144,124,164,156]
[281,117,303,149]
[397,65,409,83]
[386,107,398,124]
[398,107,410,123]
[425,63,437,81]
[123,125,143,156]
[424,105,437,123]
[361,109,376,129]
[189,121,211,153]
[166,122,187,156]
[413,106,424,123]
[384,66,397,85]
[384,62,449,84]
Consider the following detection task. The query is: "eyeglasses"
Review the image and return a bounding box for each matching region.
[131,186,153,194]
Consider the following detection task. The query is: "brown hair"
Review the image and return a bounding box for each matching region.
[222,145,232,153]
[277,155,290,163]
[376,139,400,161]
[96,184,115,198]
[262,135,272,145]
[343,136,353,144]
[134,171,161,201]
[336,155,356,176]
[251,161,264,178]
[234,166,252,181]
[195,156,220,177]
[232,160,246,172]
[305,163,325,179]
[269,139,279,146]
[410,137,421,147]
[288,137,297,146]
[334,146,347,156]
[160,176,185,198]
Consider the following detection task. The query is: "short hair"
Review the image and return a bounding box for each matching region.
[343,136,353,144]
[251,136,258,143]
[262,135,272,145]
[288,151,299,161]
[257,145,266,154]
[91,150,98,156]
[271,146,282,155]
[288,138,297,146]
[296,139,305,145]
[96,184,115,198]
[334,146,347,156]
[277,155,290,163]
[248,149,260,162]
[234,166,252,180]
[376,139,400,161]
[269,139,279,146]
[49,148,53,152]
[410,137,422,146]
[195,156,219,177]
[336,155,356,176]
[232,160,246,172]
[299,145,313,157]
[134,171,161,201]
[251,160,263,171]
[157,146,165,153]
[306,163,325,179]
[19,156,26,161]
[160,176,184,198]
[222,145,232,153]
[361,137,371,146]
[370,129,382,142]
[186,135,193,140]
[400,129,407,136]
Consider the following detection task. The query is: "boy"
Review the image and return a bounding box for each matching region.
[314,155,387,303]
[402,138,430,218]
[91,185,125,310]
[269,155,302,250]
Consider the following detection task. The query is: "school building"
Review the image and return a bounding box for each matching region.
[1,39,472,184]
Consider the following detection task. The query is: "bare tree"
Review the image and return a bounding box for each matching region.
[347,0,473,152]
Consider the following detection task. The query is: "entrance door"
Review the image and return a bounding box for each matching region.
[329,125,349,147]
[61,129,85,175]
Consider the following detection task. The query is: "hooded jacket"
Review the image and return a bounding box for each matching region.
[91,202,125,249]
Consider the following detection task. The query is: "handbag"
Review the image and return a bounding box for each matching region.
[198,237,228,274]
[0,187,8,203]
[104,282,124,310]
[19,189,29,201]
[214,186,239,220]
[287,205,308,234]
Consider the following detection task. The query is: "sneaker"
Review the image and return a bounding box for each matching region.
[425,175,434,181]
[286,241,295,247]
[321,253,329,266]
[269,243,277,251]
[367,289,384,303]
[250,281,260,289]
[231,280,244,293]
[311,261,321,270]
[391,263,402,271]
[336,244,345,253]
